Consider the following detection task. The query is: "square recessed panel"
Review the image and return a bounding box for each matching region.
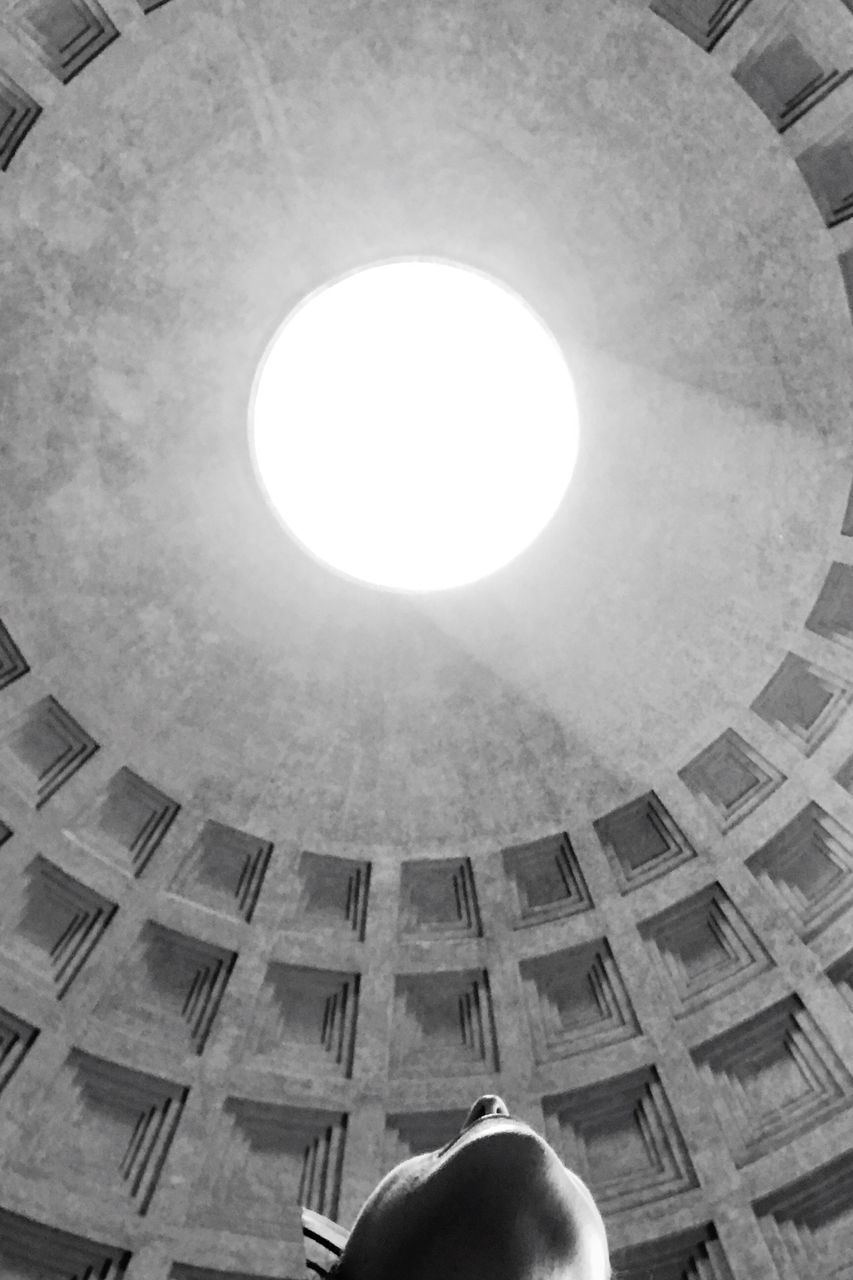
[650,0,755,52]
[594,792,696,891]
[94,921,236,1055]
[170,821,273,922]
[797,129,853,227]
[0,1207,130,1280]
[734,21,852,134]
[639,881,773,1016]
[8,0,119,83]
[244,961,360,1079]
[0,616,29,688]
[282,850,370,939]
[679,730,784,831]
[0,1005,38,1093]
[399,857,481,937]
[502,832,593,925]
[751,653,851,754]
[193,1101,347,1235]
[0,695,98,808]
[520,938,639,1061]
[543,1066,698,1214]
[72,767,179,877]
[747,803,853,941]
[807,562,853,649]
[692,995,853,1165]
[754,1149,853,1275]
[391,969,499,1077]
[17,1049,187,1214]
[611,1224,735,1280]
[2,856,116,998]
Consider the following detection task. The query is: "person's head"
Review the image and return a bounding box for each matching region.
[331,1094,611,1280]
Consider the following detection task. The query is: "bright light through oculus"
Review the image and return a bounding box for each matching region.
[249,260,580,592]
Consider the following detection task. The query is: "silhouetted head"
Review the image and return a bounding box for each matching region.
[331,1094,611,1280]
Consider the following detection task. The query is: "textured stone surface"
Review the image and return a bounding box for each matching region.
[1,0,852,839]
[4,0,853,1277]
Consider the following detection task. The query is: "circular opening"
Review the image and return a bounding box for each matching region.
[249,259,580,592]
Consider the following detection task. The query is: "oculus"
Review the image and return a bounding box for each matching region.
[250,260,579,591]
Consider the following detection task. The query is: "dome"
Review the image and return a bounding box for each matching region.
[1,0,853,1274]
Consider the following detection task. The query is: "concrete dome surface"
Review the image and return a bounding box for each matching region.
[2,0,853,1275]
